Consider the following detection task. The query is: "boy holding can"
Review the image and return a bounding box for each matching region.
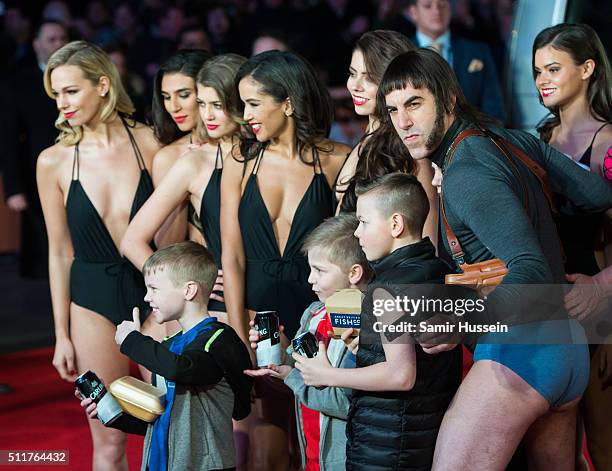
[245,213,372,471]
[294,173,463,471]
[78,241,252,471]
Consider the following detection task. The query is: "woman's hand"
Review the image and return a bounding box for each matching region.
[210,269,225,303]
[565,273,606,320]
[431,162,443,194]
[293,342,334,388]
[53,336,78,381]
[599,344,612,390]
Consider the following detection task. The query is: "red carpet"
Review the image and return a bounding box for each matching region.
[0,346,595,470]
[0,347,143,470]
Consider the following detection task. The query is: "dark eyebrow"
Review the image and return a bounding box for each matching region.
[403,95,422,106]
[161,87,192,94]
[544,62,561,68]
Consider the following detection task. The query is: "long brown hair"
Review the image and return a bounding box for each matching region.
[339,30,415,212]
[533,23,612,142]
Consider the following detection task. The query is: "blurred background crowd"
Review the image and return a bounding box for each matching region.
[0,0,518,138]
[0,0,610,281]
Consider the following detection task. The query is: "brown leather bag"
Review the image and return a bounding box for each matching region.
[441,129,556,296]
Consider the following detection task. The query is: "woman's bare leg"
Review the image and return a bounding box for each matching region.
[432,360,549,471]
[70,304,130,471]
[524,397,580,471]
[584,345,612,470]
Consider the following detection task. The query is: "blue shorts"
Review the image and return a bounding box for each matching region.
[473,320,589,407]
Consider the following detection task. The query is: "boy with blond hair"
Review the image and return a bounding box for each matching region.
[80,241,252,471]
[246,213,372,471]
[295,173,462,471]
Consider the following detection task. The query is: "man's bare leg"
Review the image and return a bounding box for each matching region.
[432,360,549,471]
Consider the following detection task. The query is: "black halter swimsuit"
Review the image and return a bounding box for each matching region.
[557,123,611,275]
[238,146,334,338]
[198,144,225,311]
[66,119,153,325]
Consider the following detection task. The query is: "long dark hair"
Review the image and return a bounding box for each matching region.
[235,50,333,164]
[342,48,497,211]
[379,48,495,128]
[151,49,212,145]
[339,30,415,211]
[533,23,612,142]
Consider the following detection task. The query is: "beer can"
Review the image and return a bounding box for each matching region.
[75,371,123,425]
[254,311,282,367]
[292,332,319,358]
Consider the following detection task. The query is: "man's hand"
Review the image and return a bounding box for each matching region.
[415,314,461,355]
[115,307,141,346]
[7,193,28,211]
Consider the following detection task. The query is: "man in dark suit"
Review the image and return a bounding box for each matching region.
[408,0,506,123]
[0,19,68,278]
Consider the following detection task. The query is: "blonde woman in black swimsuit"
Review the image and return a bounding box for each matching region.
[37,41,160,470]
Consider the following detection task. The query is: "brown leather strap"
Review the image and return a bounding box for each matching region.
[440,128,556,264]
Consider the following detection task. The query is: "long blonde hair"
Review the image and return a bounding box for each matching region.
[43,41,134,146]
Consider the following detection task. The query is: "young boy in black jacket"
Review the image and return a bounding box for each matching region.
[79,241,252,471]
[294,172,462,471]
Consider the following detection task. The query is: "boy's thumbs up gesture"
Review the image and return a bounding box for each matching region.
[115,307,142,346]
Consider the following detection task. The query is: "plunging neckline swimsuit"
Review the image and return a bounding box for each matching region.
[197,144,225,311]
[65,118,153,325]
[238,146,334,338]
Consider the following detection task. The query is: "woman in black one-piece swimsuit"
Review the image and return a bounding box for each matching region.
[121,54,247,321]
[37,41,161,470]
[221,51,350,471]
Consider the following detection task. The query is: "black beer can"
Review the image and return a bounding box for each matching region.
[254,311,282,367]
[292,332,319,358]
[75,371,123,425]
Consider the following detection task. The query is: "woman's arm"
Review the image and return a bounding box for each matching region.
[120,153,195,270]
[36,148,77,381]
[415,159,439,248]
[220,156,249,344]
[334,147,358,213]
[150,146,188,248]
